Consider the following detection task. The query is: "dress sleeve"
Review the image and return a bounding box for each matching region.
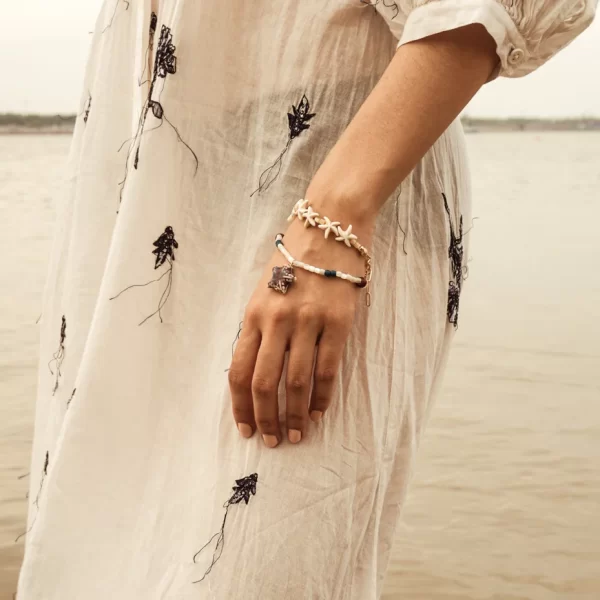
[395,0,597,79]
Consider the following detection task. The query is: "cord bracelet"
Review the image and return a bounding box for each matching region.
[268,234,372,305]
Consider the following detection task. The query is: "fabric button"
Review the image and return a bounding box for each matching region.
[508,47,525,65]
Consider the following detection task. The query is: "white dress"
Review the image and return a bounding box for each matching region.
[17,1,595,598]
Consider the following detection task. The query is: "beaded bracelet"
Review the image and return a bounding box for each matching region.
[286,198,373,305]
[268,234,372,306]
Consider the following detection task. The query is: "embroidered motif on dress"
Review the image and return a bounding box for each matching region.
[109,226,179,325]
[443,193,464,327]
[192,473,259,583]
[250,94,316,196]
[117,19,198,211]
[15,452,50,543]
[48,315,66,395]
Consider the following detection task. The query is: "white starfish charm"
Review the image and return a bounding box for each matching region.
[335,224,358,247]
[287,198,308,222]
[318,216,340,239]
[302,206,320,228]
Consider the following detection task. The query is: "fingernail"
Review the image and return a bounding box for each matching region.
[237,423,253,438]
[262,434,279,448]
[288,429,302,444]
[310,411,323,423]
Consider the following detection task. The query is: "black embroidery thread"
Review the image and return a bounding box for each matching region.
[83,94,92,124]
[67,388,77,408]
[139,12,158,86]
[250,94,315,196]
[447,280,460,327]
[359,0,399,19]
[15,452,49,543]
[109,226,178,325]
[117,23,198,210]
[48,315,66,395]
[224,321,244,372]
[33,452,49,509]
[102,0,130,33]
[395,192,408,255]
[443,193,464,327]
[192,473,258,583]
[77,91,92,124]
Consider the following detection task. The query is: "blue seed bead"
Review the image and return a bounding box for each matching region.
[324,269,337,278]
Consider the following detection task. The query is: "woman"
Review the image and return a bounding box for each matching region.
[18,1,595,598]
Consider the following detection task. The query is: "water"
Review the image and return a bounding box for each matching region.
[1,133,599,600]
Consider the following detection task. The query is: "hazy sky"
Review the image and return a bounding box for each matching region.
[1,1,599,117]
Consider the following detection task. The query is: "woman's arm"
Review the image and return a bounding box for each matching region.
[228,25,498,447]
[308,24,497,228]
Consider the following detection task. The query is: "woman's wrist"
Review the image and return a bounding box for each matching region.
[304,174,382,244]
[305,135,398,239]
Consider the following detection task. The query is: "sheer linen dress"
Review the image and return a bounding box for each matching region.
[18,1,595,598]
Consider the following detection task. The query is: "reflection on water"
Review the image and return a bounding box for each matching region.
[1,133,599,599]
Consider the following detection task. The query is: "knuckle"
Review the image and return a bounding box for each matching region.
[231,404,252,421]
[296,304,318,326]
[252,376,277,398]
[256,417,277,432]
[287,373,310,393]
[244,304,262,325]
[228,366,252,390]
[286,411,306,428]
[326,312,349,331]
[269,306,290,325]
[311,400,328,413]
[315,366,336,384]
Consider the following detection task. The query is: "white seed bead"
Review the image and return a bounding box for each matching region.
[274,233,365,292]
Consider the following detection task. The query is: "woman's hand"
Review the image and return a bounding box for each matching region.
[228,199,374,447]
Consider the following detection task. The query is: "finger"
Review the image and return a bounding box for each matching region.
[229,324,261,438]
[286,320,320,444]
[309,321,346,422]
[252,320,289,448]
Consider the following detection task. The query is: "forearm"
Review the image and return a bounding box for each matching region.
[307,24,498,229]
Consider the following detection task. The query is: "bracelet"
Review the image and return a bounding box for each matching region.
[288,199,371,258]
[268,234,372,306]
[286,198,373,305]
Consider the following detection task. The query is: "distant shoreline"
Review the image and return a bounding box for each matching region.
[461,117,600,133]
[0,114,76,135]
[1,113,599,134]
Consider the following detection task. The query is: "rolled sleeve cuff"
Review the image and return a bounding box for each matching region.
[396,0,530,80]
